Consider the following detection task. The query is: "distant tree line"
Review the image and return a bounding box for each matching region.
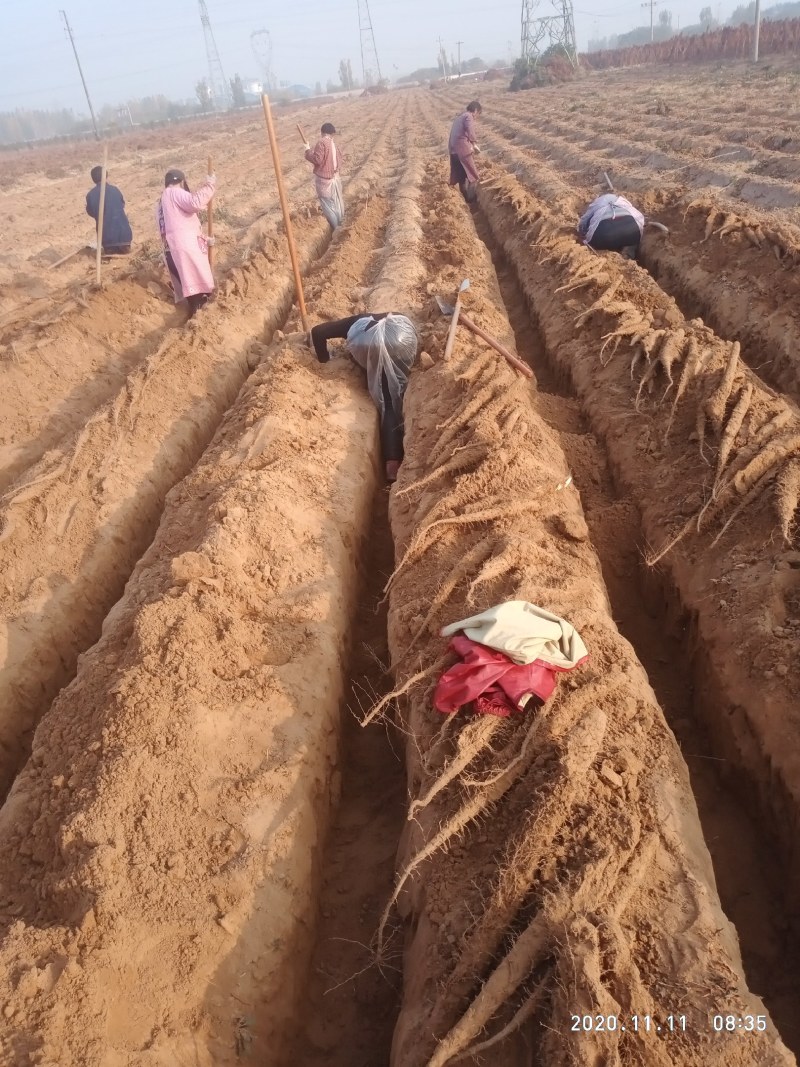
[587,0,800,52]
[586,13,800,67]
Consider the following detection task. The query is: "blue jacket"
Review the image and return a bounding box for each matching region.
[85,182,133,249]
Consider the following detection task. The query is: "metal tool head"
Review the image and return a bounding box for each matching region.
[459,278,471,293]
[435,295,455,316]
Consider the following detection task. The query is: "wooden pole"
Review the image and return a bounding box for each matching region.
[296,122,308,144]
[262,94,309,333]
[207,155,215,270]
[753,0,761,61]
[95,143,108,287]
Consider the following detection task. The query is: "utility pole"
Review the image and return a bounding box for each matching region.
[457,40,463,76]
[753,0,761,60]
[60,10,99,140]
[641,0,661,41]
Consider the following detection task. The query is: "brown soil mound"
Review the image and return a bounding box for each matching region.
[378,162,793,1065]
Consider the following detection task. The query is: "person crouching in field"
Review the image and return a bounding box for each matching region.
[156,168,216,317]
[309,313,418,483]
[304,122,345,229]
[86,166,132,255]
[449,100,482,203]
[577,193,644,260]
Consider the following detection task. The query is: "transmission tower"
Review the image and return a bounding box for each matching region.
[357,0,383,87]
[521,0,578,67]
[251,29,274,92]
[198,0,230,108]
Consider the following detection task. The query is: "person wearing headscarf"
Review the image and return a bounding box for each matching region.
[156,168,216,316]
[303,122,345,229]
[448,100,482,203]
[308,312,418,482]
[85,166,132,254]
[577,193,645,260]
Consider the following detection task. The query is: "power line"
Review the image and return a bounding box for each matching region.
[59,9,100,139]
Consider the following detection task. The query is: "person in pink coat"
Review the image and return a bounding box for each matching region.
[156,168,216,316]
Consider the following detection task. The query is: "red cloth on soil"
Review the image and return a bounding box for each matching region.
[434,636,561,717]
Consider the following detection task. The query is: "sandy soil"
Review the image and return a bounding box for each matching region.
[0,62,799,1065]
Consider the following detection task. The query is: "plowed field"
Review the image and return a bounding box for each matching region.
[1,59,799,1067]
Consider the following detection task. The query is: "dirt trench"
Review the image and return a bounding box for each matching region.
[0,158,408,1065]
[377,159,793,1066]
[0,109,403,799]
[475,165,800,917]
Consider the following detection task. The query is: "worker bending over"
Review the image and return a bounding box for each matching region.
[577,193,644,260]
[156,168,216,317]
[86,166,132,255]
[448,100,482,204]
[304,122,345,229]
[309,313,418,483]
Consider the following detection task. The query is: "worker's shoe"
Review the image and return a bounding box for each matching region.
[385,460,401,483]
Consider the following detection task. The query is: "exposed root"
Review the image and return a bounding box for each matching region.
[703,340,740,438]
[701,208,722,241]
[361,656,449,728]
[664,335,701,439]
[715,381,753,490]
[573,279,621,330]
[451,981,546,1063]
[775,458,800,543]
[710,469,777,547]
[466,538,522,605]
[428,384,504,468]
[387,497,538,593]
[425,908,556,1067]
[409,717,503,820]
[397,445,488,498]
[400,537,495,658]
[720,409,792,485]
[731,432,800,497]
[377,713,540,956]
[635,329,686,408]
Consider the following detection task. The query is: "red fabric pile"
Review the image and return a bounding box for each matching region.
[433,635,562,717]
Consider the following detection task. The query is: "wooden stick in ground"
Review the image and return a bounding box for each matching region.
[49,246,87,271]
[443,280,469,362]
[261,94,310,333]
[207,155,215,270]
[459,311,533,379]
[95,143,108,287]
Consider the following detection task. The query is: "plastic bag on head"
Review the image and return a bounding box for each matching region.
[346,314,418,414]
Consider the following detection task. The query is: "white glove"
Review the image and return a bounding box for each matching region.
[206,236,216,246]
[303,142,310,151]
[207,173,216,182]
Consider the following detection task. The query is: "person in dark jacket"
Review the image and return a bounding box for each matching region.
[309,313,418,483]
[85,166,133,254]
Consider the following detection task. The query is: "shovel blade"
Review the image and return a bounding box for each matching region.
[435,295,455,316]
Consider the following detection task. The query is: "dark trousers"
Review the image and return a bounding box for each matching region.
[449,154,477,204]
[380,372,404,462]
[165,250,209,316]
[589,215,641,257]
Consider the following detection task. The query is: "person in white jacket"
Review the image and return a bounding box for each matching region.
[577,193,645,260]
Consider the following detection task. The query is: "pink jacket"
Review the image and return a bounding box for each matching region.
[304,136,339,179]
[157,176,216,300]
[449,112,477,157]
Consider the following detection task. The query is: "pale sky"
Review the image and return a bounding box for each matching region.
[0,0,741,115]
